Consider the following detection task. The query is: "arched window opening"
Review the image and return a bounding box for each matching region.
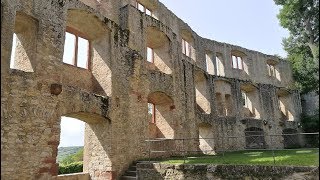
[10,12,37,72]
[146,27,172,74]
[231,50,248,74]
[240,84,261,119]
[214,80,233,117]
[195,71,211,114]
[148,92,175,139]
[57,113,112,178]
[181,29,196,61]
[266,59,281,81]
[277,89,294,121]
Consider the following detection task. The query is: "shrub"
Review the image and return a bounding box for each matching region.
[301,110,319,148]
[58,161,83,175]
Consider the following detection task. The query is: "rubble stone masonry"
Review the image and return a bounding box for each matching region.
[1,0,303,179]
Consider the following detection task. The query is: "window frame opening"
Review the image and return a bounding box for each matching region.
[9,12,38,72]
[231,55,243,70]
[241,91,248,107]
[205,52,215,75]
[9,33,17,69]
[182,38,191,57]
[267,63,276,77]
[215,53,224,76]
[148,103,156,124]
[147,47,154,63]
[63,27,91,70]
[135,0,153,16]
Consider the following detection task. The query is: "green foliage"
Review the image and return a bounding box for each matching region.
[274,0,319,59]
[301,109,319,133]
[57,146,83,163]
[283,37,319,93]
[274,0,319,94]
[60,147,83,165]
[58,161,83,175]
[58,147,84,174]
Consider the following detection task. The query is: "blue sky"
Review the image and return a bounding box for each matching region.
[159,0,289,57]
[59,1,289,147]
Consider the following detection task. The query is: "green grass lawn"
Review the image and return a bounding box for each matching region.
[160,149,319,166]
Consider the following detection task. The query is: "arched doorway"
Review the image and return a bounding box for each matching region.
[57,112,112,179]
[198,123,215,155]
[282,128,299,149]
[244,127,266,149]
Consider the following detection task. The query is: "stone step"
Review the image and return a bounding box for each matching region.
[124,170,137,176]
[121,175,137,180]
[128,165,137,171]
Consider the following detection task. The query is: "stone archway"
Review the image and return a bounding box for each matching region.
[282,128,299,149]
[198,123,215,155]
[244,127,266,149]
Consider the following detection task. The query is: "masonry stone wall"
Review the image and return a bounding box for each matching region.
[137,163,319,180]
[1,0,303,179]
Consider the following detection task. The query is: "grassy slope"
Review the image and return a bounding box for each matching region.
[161,149,319,166]
[57,146,83,163]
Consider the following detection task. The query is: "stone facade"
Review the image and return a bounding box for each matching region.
[1,0,303,179]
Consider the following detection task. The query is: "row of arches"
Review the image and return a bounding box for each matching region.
[197,124,301,154]
[194,74,295,121]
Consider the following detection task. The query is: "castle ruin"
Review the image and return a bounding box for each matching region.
[1,0,303,179]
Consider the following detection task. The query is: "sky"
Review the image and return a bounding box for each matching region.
[59,0,289,147]
[59,116,85,147]
[159,0,289,58]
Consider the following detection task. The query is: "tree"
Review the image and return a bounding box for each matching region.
[60,148,83,165]
[275,0,319,61]
[274,0,319,93]
[283,36,319,93]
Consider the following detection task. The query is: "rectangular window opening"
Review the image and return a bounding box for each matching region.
[232,55,244,70]
[267,64,276,77]
[237,57,243,69]
[148,103,155,123]
[10,33,17,69]
[147,47,153,63]
[146,9,151,16]
[242,91,247,107]
[137,3,145,12]
[205,54,210,72]
[136,1,153,16]
[232,55,237,69]
[63,29,90,69]
[182,39,191,57]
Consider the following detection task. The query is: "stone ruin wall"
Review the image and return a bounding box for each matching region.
[1,0,303,179]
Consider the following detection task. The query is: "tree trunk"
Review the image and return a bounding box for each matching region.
[308,42,319,62]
